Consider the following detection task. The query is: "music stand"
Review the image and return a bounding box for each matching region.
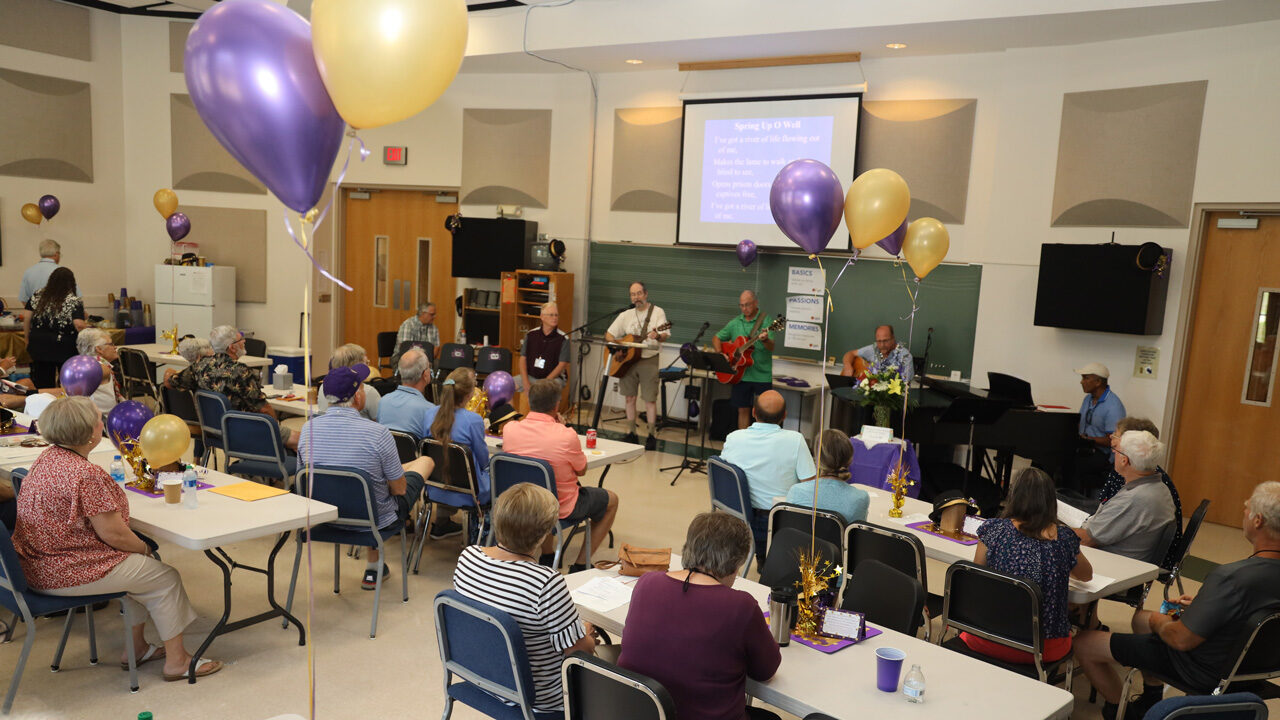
[936,397,1009,497]
[662,350,734,485]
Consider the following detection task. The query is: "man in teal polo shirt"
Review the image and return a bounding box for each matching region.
[713,290,776,430]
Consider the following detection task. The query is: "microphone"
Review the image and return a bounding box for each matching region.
[691,321,711,344]
[614,304,635,314]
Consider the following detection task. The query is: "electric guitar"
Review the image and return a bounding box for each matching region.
[606,321,673,378]
[715,315,785,384]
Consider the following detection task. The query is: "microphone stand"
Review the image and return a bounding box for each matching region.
[567,305,632,432]
[656,321,710,434]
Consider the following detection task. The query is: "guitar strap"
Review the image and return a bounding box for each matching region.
[747,312,765,338]
[639,304,655,337]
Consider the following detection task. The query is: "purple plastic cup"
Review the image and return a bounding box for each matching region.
[875,647,906,692]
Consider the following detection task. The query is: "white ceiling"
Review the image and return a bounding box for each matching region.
[459,0,1280,73]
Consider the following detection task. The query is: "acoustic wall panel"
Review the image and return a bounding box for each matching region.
[170,94,267,195]
[0,0,91,61]
[855,99,976,224]
[169,22,193,73]
[1052,80,1208,228]
[0,69,93,182]
[178,205,268,303]
[610,106,682,213]
[460,109,552,208]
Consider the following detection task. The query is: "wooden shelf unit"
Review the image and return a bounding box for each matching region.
[498,270,574,362]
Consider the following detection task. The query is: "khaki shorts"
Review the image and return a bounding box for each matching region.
[618,354,659,402]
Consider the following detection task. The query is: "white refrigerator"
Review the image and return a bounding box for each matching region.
[154,265,236,339]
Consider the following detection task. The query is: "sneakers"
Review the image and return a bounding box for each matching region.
[361,564,390,590]
[429,519,464,540]
[621,432,640,445]
[644,435,657,451]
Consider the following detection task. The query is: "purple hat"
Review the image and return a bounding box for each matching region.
[323,363,369,403]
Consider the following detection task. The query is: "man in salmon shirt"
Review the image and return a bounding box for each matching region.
[501,379,619,572]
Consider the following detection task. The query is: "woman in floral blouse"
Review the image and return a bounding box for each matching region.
[22,267,85,389]
[12,396,223,681]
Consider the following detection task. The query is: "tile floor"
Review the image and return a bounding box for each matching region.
[2,417,1276,719]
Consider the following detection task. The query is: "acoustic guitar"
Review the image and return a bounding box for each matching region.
[715,315,785,384]
[842,353,869,382]
[606,321,673,378]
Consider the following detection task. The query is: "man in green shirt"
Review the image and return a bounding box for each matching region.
[713,290,776,429]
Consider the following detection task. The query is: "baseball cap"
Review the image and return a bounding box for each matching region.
[1073,362,1110,379]
[322,363,369,403]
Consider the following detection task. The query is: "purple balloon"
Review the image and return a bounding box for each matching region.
[59,355,103,397]
[483,371,515,409]
[107,401,155,449]
[166,212,191,242]
[38,194,59,220]
[184,0,345,213]
[736,239,757,268]
[769,159,845,256]
[876,220,908,256]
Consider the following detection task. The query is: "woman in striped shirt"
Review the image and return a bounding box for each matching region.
[453,483,597,712]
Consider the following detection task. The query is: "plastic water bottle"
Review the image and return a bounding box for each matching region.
[110,456,126,485]
[903,664,925,703]
[182,467,199,509]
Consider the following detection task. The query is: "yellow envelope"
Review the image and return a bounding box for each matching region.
[208,481,289,502]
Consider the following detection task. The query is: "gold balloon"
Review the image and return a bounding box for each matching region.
[311,0,469,130]
[844,169,911,250]
[21,203,42,225]
[153,189,179,219]
[902,217,951,280]
[139,414,191,468]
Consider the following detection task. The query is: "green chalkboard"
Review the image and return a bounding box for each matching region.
[587,242,982,377]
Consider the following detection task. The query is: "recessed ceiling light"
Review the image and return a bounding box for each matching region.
[885,43,907,49]
[625,59,644,65]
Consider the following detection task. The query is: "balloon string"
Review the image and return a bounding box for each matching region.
[813,255,834,313]
[284,213,353,291]
[310,131,369,232]
[831,248,860,290]
[295,214,317,720]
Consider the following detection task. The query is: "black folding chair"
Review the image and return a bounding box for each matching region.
[759,527,840,590]
[840,521,938,638]
[376,332,398,374]
[766,502,845,558]
[117,347,159,404]
[562,652,676,720]
[938,560,1074,687]
[475,347,512,378]
[389,430,421,464]
[841,558,926,636]
[243,337,267,359]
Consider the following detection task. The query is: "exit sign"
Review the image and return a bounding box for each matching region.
[383,146,407,165]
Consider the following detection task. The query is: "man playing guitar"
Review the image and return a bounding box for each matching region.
[605,281,670,450]
[714,290,776,430]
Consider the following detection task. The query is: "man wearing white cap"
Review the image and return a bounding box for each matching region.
[1074,361,1125,493]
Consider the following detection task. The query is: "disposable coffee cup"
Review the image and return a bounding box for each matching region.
[875,647,906,692]
[162,477,183,505]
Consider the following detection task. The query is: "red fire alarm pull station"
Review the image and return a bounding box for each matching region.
[383,146,407,165]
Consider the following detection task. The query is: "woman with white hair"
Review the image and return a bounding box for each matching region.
[76,327,121,414]
[317,343,381,421]
[1075,430,1178,564]
[176,336,213,365]
[10,396,223,681]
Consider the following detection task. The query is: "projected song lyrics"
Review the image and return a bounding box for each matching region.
[700,116,834,225]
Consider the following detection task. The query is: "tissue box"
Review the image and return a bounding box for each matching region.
[273,372,293,391]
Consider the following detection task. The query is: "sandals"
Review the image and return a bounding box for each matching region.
[120,644,166,671]
[163,658,224,682]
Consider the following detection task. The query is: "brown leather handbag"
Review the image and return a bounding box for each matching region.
[593,544,671,577]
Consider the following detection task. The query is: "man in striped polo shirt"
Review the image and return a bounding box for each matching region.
[298,364,434,589]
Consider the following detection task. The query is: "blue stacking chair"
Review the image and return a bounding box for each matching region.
[9,468,26,497]
[707,456,753,577]
[284,466,408,638]
[434,589,562,720]
[0,525,138,715]
[487,453,591,570]
[194,390,230,469]
[1143,692,1268,720]
[221,411,297,486]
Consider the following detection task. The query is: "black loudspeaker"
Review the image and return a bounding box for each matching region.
[709,399,736,442]
[1034,243,1171,335]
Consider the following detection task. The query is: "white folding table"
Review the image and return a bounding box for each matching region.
[485,433,644,487]
[861,490,1160,604]
[567,563,1075,720]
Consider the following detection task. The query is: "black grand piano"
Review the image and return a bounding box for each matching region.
[832,374,1080,503]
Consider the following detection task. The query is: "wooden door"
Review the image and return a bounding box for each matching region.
[341,188,456,373]
[1171,212,1280,527]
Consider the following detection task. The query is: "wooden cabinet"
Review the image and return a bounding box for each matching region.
[497,270,574,362]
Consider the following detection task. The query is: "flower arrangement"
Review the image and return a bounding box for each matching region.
[856,367,906,429]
